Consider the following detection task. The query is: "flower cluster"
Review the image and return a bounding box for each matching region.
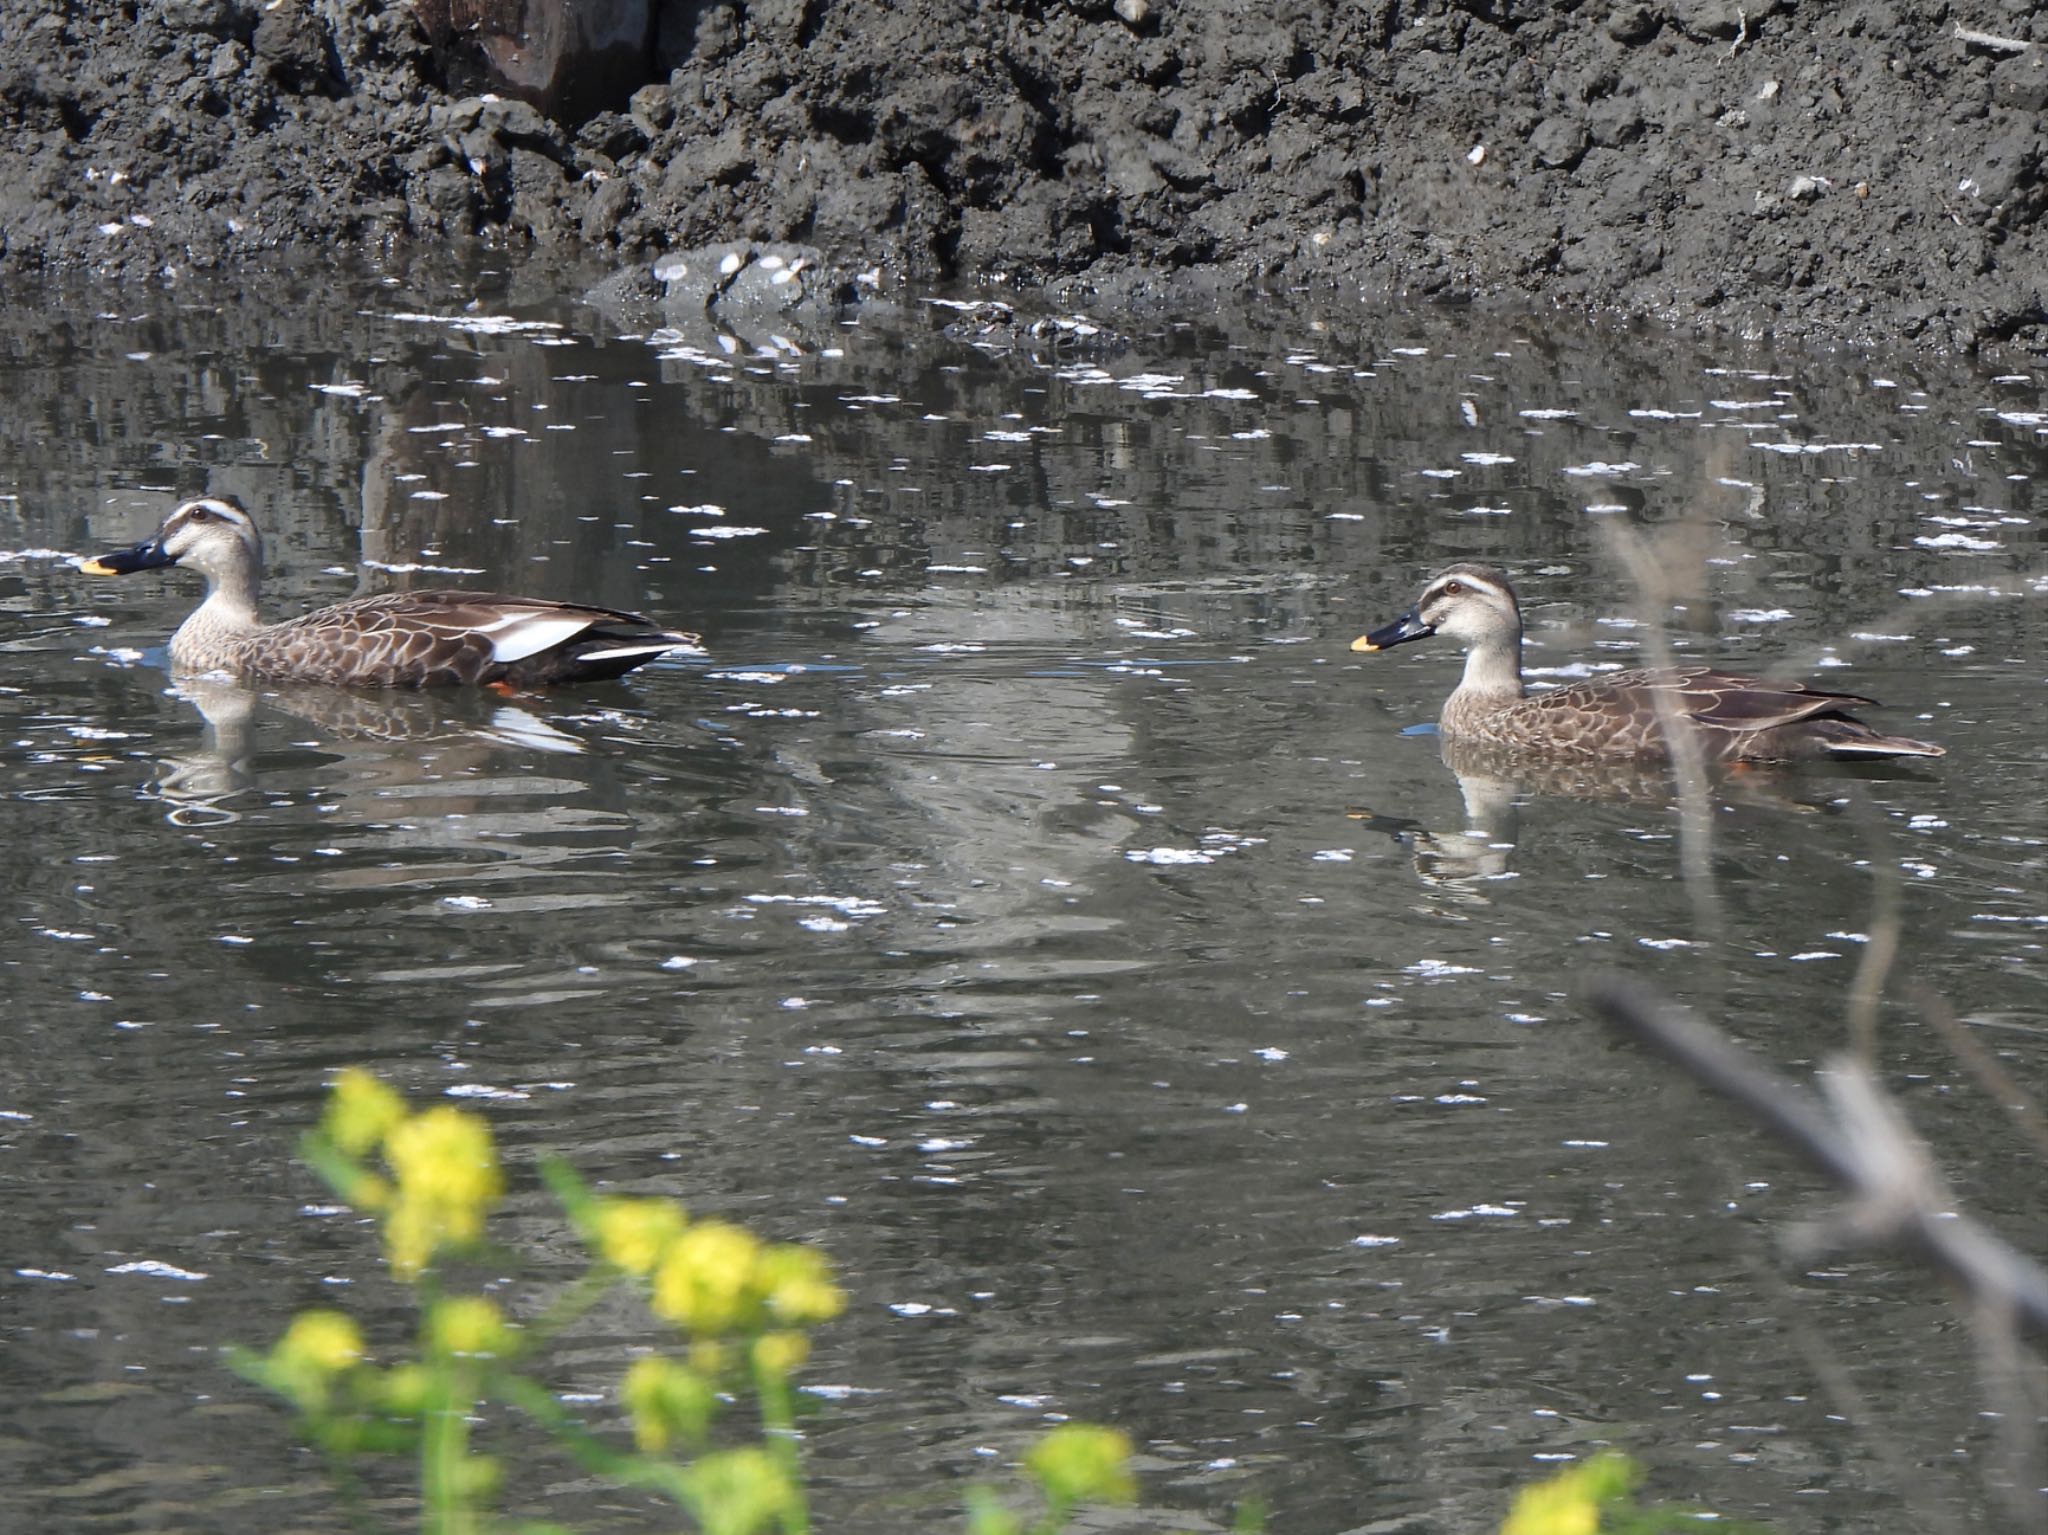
[1500,1452,1638,1535]
[581,1192,847,1455]
[1026,1424,1136,1508]
[584,1192,845,1339]
[240,1069,1141,1535]
[262,1309,365,1412]
[318,1068,504,1279]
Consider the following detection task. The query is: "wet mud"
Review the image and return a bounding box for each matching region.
[6,1,2048,353]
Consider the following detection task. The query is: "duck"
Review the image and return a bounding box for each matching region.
[80,495,703,688]
[1353,563,1944,762]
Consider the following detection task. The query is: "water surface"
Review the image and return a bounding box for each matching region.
[2,270,2044,1531]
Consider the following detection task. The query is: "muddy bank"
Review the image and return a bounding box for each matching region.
[6,1,2048,354]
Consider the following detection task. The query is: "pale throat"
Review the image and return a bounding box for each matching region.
[1455,631,1523,699]
[192,563,261,629]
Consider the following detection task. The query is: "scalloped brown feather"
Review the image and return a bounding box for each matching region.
[85,496,701,689]
[1365,565,1944,763]
[186,590,698,688]
[1455,666,1941,762]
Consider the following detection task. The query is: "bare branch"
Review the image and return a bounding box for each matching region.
[1583,974,2048,1342]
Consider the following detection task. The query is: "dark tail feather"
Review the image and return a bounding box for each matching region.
[508,629,703,686]
[1810,716,1945,759]
[1822,735,1945,760]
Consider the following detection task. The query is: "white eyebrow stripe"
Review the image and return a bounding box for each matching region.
[1430,574,1507,602]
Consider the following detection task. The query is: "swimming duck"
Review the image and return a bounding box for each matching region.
[1353,563,1944,762]
[81,495,702,688]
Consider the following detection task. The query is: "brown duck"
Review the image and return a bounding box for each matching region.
[1353,563,1944,762]
[81,495,702,688]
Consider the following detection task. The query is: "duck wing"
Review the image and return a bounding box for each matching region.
[1524,667,1938,761]
[1659,667,1878,728]
[249,591,699,687]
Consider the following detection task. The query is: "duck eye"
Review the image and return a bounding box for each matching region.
[188,508,211,523]
[1442,580,1462,595]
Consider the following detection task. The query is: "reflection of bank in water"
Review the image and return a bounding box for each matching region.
[153,675,584,827]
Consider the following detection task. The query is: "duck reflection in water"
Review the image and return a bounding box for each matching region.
[1349,734,1686,896]
[1350,728,1953,899]
[154,675,584,826]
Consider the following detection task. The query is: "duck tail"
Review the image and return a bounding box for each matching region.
[576,632,704,664]
[1820,731,1946,760]
[567,630,704,681]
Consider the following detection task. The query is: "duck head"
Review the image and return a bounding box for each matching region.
[1352,563,1522,652]
[81,496,264,584]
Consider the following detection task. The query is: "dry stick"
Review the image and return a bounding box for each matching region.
[1601,526,1722,939]
[1970,1291,2048,1528]
[1843,793,1903,1064]
[1583,975,2048,1342]
[1954,23,2034,54]
[1910,979,2048,1164]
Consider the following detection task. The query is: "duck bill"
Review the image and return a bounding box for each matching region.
[1351,608,1434,652]
[79,537,176,577]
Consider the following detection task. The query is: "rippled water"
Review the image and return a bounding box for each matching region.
[3,267,2045,1532]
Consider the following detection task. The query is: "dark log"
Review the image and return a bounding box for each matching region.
[413,0,655,123]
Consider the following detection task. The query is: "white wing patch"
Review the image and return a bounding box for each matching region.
[484,613,595,663]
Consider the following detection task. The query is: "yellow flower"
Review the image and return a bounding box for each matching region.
[385,1106,503,1211]
[622,1354,715,1453]
[677,1447,802,1535]
[1500,1454,1638,1535]
[324,1068,409,1157]
[1026,1423,1136,1507]
[376,1106,503,1278]
[687,1338,729,1379]
[650,1220,761,1335]
[264,1309,366,1411]
[593,1196,688,1276]
[383,1198,437,1281]
[757,1243,845,1326]
[427,1295,514,1359]
[341,1169,393,1213]
[378,1362,432,1416]
[1501,1481,1598,1535]
[750,1329,809,1380]
[275,1309,365,1375]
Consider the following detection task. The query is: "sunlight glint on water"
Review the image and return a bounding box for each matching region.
[0,269,2042,1532]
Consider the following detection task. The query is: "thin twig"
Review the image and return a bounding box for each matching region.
[1601,525,1721,937]
[1954,23,2034,55]
[1910,979,2048,1163]
[1971,1292,2048,1527]
[1844,793,1903,1062]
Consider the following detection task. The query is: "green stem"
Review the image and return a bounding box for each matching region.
[493,1372,696,1505]
[313,1426,385,1535]
[1030,1491,1076,1535]
[420,1364,478,1535]
[520,1266,618,1347]
[751,1353,810,1535]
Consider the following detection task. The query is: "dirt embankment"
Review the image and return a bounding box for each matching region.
[6,1,2048,353]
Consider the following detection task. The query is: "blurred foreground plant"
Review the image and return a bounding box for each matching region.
[233,1068,1136,1535]
[1499,1453,1765,1535]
